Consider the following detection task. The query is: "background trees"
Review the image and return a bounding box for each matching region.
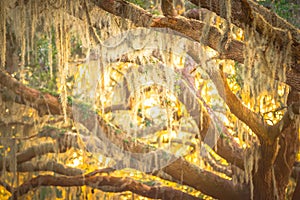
[0,0,300,199]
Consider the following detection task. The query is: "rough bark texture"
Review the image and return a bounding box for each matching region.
[95,0,300,91]
[12,174,201,200]
[1,0,300,199]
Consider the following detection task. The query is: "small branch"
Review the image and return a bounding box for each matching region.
[262,106,287,116]
[13,174,202,200]
[103,103,130,113]
[269,102,300,140]
[0,180,13,194]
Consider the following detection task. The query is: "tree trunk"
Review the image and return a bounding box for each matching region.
[253,141,278,199]
[253,89,300,199]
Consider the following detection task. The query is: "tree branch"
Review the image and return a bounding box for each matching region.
[0,69,69,116]
[95,0,153,27]
[180,65,245,168]
[12,174,202,200]
[189,0,300,70]
[0,129,80,171]
[293,175,300,200]
[0,180,13,194]
[163,157,249,200]
[204,150,233,177]
[274,88,300,199]
[17,161,84,176]
[0,142,56,171]
[269,102,300,140]
[207,66,271,143]
[92,0,300,91]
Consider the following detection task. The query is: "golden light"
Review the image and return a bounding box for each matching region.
[67,152,83,168]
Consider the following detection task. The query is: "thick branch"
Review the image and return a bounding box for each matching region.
[0,142,56,171]
[207,66,271,143]
[96,0,152,27]
[17,161,84,176]
[0,69,69,116]
[189,0,300,70]
[293,176,300,200]
[92,0,300,92]
[274,88,300,199]
[163,158,249,200]
[0,130,80,171]
[0,180,13,194]
[13,174,201,200]
[204,150,233,177]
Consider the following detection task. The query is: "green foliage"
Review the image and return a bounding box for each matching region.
[127,0,160,14]
[258,0,300,27]
[70,35,84,58]
[25,29,58,93]
[227,61,243,99]
[127,0,155,9]
[73,101,93,120]
[233,61,244,88]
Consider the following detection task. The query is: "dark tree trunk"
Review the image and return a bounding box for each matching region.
[253,141,278,199]
[253,89,299,199]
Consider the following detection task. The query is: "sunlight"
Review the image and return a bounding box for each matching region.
[67,152,83,168]
[1,0,298,199]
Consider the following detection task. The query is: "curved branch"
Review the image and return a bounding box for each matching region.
[92,0,300,91]
[13,174,202,200]
[189,0,300,69]
[0,69,69,116]
[163,157,249,200]
[96,0,152,27]
[207,66,270,143]
[204,150,233,177]
[181,65,245,168]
